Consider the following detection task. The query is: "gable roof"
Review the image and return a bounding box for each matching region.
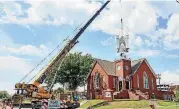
[96,59,115,76]
[143,59,157,78]
[131,58,145,75]
[131,58,157,77]
[95,58,144,75]
[87,58,155,78]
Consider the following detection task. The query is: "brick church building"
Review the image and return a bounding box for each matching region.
[86,58,174,100]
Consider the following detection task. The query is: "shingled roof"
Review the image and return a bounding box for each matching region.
[96,59,115,75]
[131,58,145,74]
[95,58,145,75]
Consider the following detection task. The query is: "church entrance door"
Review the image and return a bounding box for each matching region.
[118,81,122,91]
[126,81,129,89]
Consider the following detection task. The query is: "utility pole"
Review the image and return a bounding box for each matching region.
[157,74,161,90]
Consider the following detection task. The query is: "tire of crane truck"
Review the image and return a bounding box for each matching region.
[72,102,80,109]
[19,104,21,109]
[66,101,73,108]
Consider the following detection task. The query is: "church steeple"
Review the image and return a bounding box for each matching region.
[116,0,129,59]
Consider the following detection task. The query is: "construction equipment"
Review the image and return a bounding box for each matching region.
[12,0,111,108]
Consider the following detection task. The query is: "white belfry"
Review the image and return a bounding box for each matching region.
[116,0,129,59]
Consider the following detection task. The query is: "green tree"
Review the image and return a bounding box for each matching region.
[45,52,93,91]
[0,91,10,99]
[174,86,179,102]
[54,87,64,94]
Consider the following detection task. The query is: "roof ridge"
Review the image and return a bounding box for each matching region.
[95,58,113,63]
[132,58,146,62]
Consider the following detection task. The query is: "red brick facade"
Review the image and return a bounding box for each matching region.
[87,58,174,100]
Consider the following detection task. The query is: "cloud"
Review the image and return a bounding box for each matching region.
[0,29,50,57]
[100,36,114,46]
[91,0,158,35]
[0,82,15,94]
[1,0,158,35]
[160,71,179,85]
[3,1,23,16]
[151,1,179,19]
[127,1,158,34]
[2,0,178,53]
[0,44,49,57]
[142,13,179,50]
[163,14,179,50]
[0,0,101,25]
[130,49,160,57]
[0,55,32,74]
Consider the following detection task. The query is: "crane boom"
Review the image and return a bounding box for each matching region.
[13,1,111,107]
[33,0,111,87]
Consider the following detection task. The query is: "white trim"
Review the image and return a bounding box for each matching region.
[133,58,157,78]
[137,74,139,88]
[143,71,149,89]
[143,59,157,78]
[132,59,144,74]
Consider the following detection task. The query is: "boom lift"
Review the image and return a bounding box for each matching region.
[12,0,111,108]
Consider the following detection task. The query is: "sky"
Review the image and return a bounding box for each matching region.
[0,0,179,94]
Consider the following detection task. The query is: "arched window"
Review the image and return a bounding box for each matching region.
[113,77,116,88]
[152,78,154,90]
[143,72,149,89]
[102,75,105,88]
[137,74,139,88]
[94,72,100,88]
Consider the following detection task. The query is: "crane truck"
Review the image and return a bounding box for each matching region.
[12,0,111,108]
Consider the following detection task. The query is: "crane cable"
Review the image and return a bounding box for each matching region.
[19,38,67,83]
[19,20,87,83]
[120,0,123,36]
[25,4,102,84]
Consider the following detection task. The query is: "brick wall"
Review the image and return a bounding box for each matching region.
[87,62,108,99]
[132,60,157,98]
[115,59,131,78]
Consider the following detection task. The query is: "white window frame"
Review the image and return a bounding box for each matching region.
[96,73,100,87]
[137,74,139,88]
[103,75,105,88]
[113,77,116,88]
[143,72,149,89]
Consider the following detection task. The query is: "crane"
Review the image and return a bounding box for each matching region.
[12,0,111,108]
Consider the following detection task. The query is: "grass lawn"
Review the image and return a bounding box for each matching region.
[157,100,176,106]
[156,100,179,109]
[157,105,179,109]
[94,100,150,109]
[80,100,104,109]
[80,100,179,109]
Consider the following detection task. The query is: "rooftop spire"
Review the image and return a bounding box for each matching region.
[116,0,129,59]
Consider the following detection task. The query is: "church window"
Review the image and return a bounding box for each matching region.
[152,78,154,90]
[113,77,116,88]
[143,72,149,89]
[94,72,100,88]
[137,74,139,88]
